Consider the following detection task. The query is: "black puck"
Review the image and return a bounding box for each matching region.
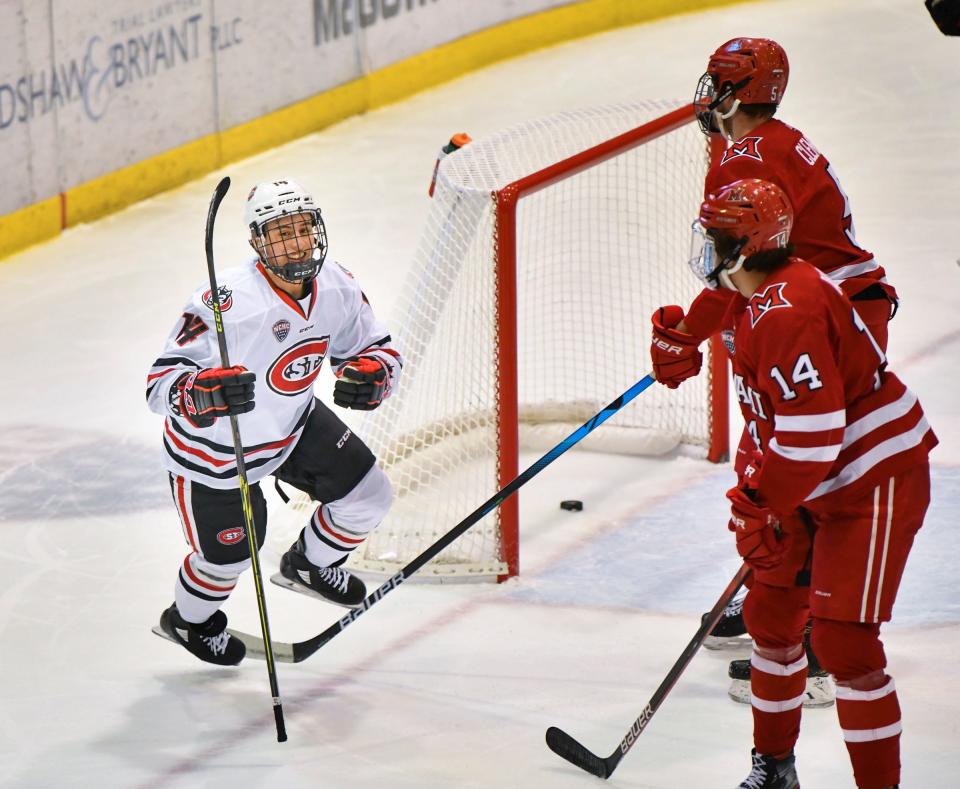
[560,500,583,512]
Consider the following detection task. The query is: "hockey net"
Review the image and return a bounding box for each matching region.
[277,100,727,582]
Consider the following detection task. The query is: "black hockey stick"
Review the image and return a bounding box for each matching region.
[545,563,751,779]
[204,176,287,742]
[227,373,659,663]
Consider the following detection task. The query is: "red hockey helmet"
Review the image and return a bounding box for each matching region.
[708,38,789,105]
[689,179,793,289]
[694,38,789,134]
[701,178,793,257]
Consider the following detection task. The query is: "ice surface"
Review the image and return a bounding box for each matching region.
[0,0,957,786]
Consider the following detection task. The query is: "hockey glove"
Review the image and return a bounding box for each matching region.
[334,356,390,410]
[726,486,784,572]
[650,305,702,389]
[177,366,255,428]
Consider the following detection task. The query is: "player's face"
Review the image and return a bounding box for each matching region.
[260,213,318,269]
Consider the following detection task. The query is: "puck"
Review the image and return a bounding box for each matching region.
[560,500,583,512]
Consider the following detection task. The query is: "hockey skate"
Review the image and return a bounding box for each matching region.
[736,748,799,789]
[704,592,752,650]
[271,537,366,608]
[727,623,835,708]
[152,603,246,666]
[726,656,835,708]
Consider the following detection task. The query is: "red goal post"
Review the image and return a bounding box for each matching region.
[493,104,729,581]
[275,101,729,583]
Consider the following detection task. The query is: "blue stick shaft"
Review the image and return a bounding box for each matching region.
[293,373,657,661]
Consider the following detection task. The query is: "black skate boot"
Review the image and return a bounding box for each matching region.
[736,748,799,789]
[272,537,366,607]
[156,603,245,666]
[704,592,751,650]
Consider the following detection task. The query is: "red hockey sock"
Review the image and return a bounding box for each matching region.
[836,675,901,789]
[811,618,901,788]
[749,644,807,756]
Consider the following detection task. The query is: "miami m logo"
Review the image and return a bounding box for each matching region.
[748,283,792,327]
[721,137,763,164]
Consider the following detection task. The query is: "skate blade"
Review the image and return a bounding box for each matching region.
[151,625,177,644]
[269,571,362,609]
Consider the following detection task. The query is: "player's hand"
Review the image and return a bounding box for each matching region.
[650,305,702,388]
[178,366,255,428]
[726,486,784,572]
[334,356,389,410]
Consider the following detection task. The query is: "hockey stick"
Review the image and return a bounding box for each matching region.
[545,563,751,779]
[204,176,287,743]
[227,373,659,663]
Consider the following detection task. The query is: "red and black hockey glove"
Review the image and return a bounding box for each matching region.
[726,451,784,571]
[726,487,784,572]
[177,366,256,428]
[650,305,702,389]
[334,356,390,410]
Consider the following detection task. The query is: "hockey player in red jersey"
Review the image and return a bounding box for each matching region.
[146,179,402,665]
[651,37,900,700]
[686,178,935,789]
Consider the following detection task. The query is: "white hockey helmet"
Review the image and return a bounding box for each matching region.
[245,179,328,283]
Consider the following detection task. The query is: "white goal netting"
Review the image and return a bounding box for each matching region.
[275,100,717,581]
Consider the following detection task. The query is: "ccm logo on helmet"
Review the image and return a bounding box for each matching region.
[217,527,245,545]
[267,337,330,396]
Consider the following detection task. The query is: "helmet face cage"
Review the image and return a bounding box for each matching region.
[693,72,720,134]
[252,210,328,283]
[688,220,746,290]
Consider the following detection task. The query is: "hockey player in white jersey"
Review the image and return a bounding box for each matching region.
[146,179,402,665]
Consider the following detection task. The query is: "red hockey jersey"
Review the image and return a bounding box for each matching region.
[684,119,893,341]
[730,258,934,516]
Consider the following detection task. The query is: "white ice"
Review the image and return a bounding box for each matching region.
[1,0,958,786]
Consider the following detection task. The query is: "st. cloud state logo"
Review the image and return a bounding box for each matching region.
[267,337,330,396]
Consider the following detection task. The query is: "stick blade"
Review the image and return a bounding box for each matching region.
[225,628,296,663]
[213,176,231,201]
[545,726,611,779]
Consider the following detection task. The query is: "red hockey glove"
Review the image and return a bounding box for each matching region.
[334,356,390,410]
[650,305,702,389]
[177,366,255,428]
[726,486,784,572]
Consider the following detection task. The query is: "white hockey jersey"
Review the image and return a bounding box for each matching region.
[145,257,401,489]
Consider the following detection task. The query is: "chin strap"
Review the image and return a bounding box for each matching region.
[715,98,742,142]
[718,252,747,290]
